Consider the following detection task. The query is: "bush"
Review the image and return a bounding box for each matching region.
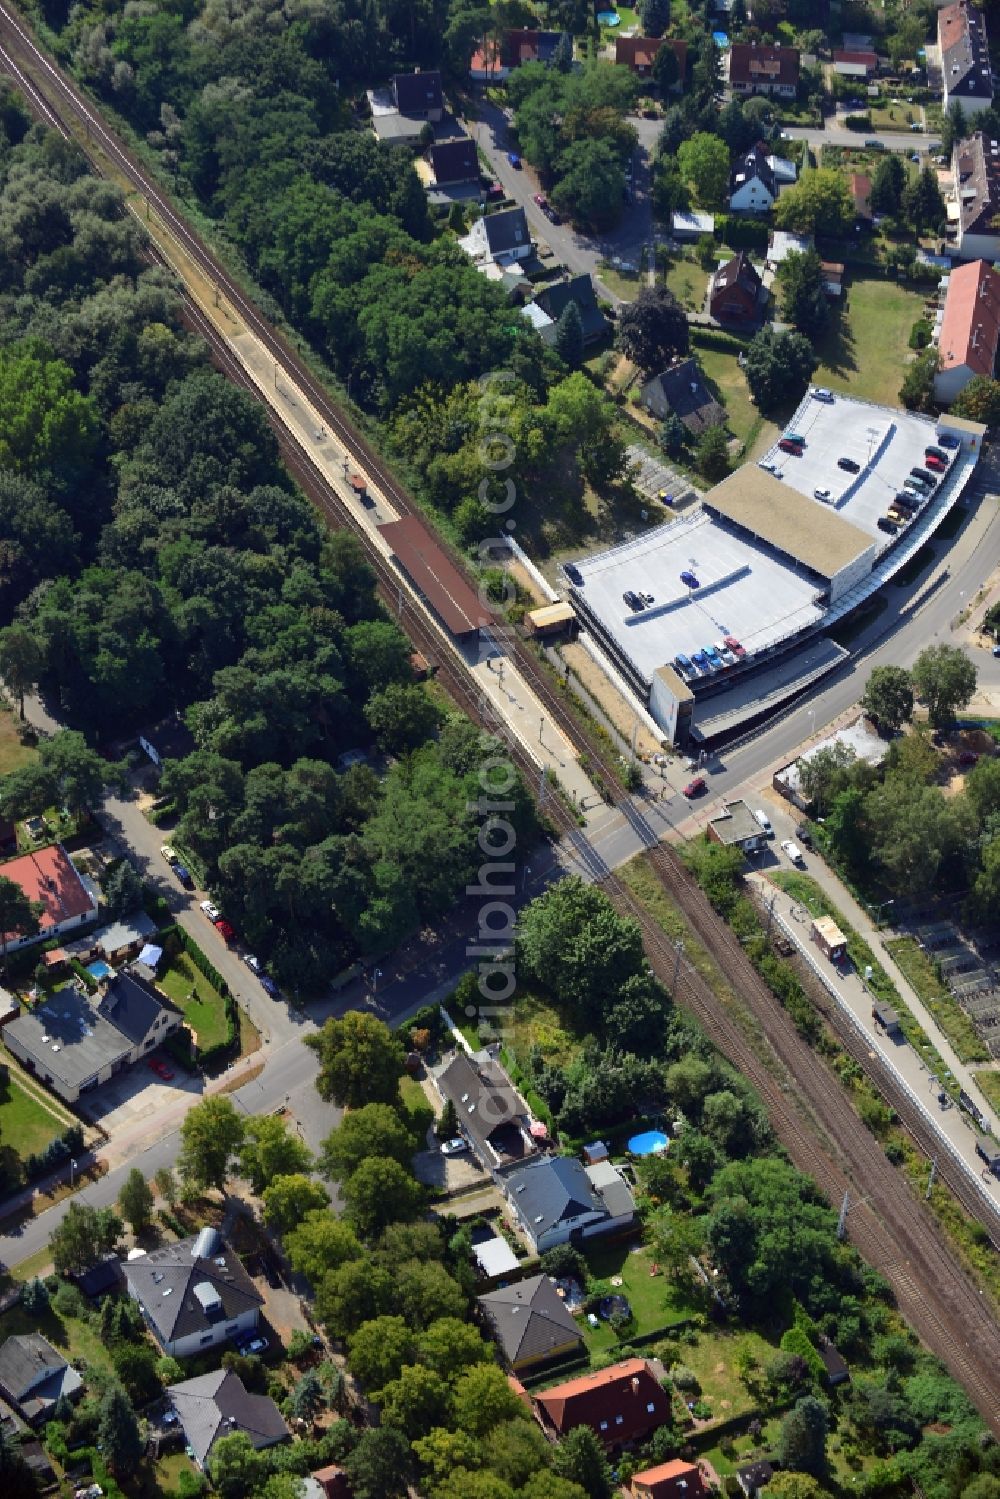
[716,214,770,250]
[690,326,749,355]
[845,113,872,129]
[51,1281,87,1319]
[908,319,931,350]
[671,1363,699,1391]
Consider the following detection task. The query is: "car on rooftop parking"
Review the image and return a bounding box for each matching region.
[877,516,898,534]
[714,642,736,666]
[680,570,700,588]
[724,635,745,657]
[938,434,960,449]
[838,457,860,473]
[778,438,801,455]
[925,454,947,472]
[810,387,834,402]
[814,488,833,502]
[564,563,583,585]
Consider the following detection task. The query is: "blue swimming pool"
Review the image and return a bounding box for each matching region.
[628,1129,669,1156]
[86,960,113,980]
[596,10,620,23]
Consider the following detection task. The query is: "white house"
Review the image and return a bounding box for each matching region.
[729,142,776,213]
[0,844,96,953]
[3,969,180,1105]
[460,206,533,266]
[124,1228,263,1359]
[939,1,993,119]
[503,1155,634,1252]
[952,133,1000,262]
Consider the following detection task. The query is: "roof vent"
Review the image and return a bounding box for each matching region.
[52,1045,60,1053]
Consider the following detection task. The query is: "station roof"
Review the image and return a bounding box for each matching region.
[380,516,491,636]
[704,468,874,579]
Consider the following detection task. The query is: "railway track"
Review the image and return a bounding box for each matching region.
[3,10,1000,1423]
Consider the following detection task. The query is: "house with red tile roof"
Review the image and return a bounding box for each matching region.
[727,43,799,98]
[934,258,1000,404]
[833,50,878,77]
[534,1358,671,1449]
[0,844,96,951]
[631,1459,708,1499]
[615,36,687,86]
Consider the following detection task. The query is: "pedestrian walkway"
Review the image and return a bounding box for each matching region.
[748,873,1000,1218]
[747,785,999,1132]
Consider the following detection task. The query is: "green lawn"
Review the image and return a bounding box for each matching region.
[868,101,921,131]
[663,255,709,313]
[886,937,989,1065]
[157,952,229,1049]
[691,340,776,456]
[0,707,36,776]
[677,1326,777,1420]
[0,1297,114,1376]
[975,1071,1000,1113]
[580,1241,700,1354]
[810,274,928,407]
[0,1071,65,1164]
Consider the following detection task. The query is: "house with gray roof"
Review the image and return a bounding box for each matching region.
[167,1368,287,1468]
[640,359,726,435]
[460,206,533,266]
[434,1049,537,1172]
[431,137,479,185]
[503,1155,635,1252]
[92,911,158,962]
[124,1228,262,1359]
[4,971,180,1105]
[478,1274,584,1372]
[0,1334,83,1425]
[534,274,610,344]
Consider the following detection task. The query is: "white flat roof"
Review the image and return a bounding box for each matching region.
[474,1237,520,1277]
[572,508,825,682]
[758,393,942,548]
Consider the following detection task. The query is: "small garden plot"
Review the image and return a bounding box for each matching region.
[580,1241,699,1353]
[0,1072,67,1172]
[0,707,36,776]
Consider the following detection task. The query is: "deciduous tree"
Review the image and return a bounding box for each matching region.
[615,285,689,372]
[341,1155,424,1239]
[775,169,853,236]
[284,1211,363,1285]
[777,1394,829,1475]
[347,1315,416,1392]
[861,665,914,733]
[261,1174,330,1232]
[952,375,1000,428]
[306,1011,406,1109]
[777,250,828,338]
[177,1095,244,1192]
[912,644,977,729]
[98,1384,143,1474]
[551,1424,614,1498]
[50,1201,122,1275]
[117,1167,154,1233]
[677,131,730,206]
[744,326,818,414]
[238,1113,313,1195]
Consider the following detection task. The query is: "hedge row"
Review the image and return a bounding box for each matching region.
[691,326,750,355]
[22,1123,85,1184]
[714,214,770,250]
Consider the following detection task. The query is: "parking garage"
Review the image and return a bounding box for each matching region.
[567,395,985,744]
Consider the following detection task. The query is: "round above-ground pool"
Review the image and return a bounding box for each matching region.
[596,10,620,24]
[628,1128,669,1156]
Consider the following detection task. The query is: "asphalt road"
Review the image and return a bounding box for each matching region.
[469,99,657,299]
[783,121,933,153]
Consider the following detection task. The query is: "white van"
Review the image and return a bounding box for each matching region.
[753,808,772,835]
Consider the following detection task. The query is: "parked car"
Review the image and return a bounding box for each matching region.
[795,822,813,847]
[533,192,547,209]
[814,487,833,502]
[507,151,521,168]
[214,918,237,945]
[925,446,949,463]
[724,635,746,658]
[236,1336,269,1356]
[674,653,693,675]
[680,570,700,588]
[780,839,805,866]
[147,1057,174,1080]
[714,641,736,666]
[778,438,802,455]
[753,808,772,834]
[440,1137,468,1156]
[911,467,937,486]
[199,899,221,922]
[160,844,178,864]
[938,433,960,449]
[838,457,860,473]
[683,777,707,798]
[758,460,778,473]
[545,205,563,224]
[810,387,834,402]
[877,516,898,534]
[564,563,583,585]
[171,863,194,890]
[925,454,946,472]
[993,644,1000,658]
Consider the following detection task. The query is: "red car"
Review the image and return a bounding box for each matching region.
[533,192,547,208]
[147,1057,174,1080]
[724,635,746,658]
[683,777,707,798]
[925,454,946,471]
[214,918,237,944]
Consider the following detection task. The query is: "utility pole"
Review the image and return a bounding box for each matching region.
[764,890,778,942]
[836,1189,850,1240]
[925,1158,937,1200]
[673,939,685,990]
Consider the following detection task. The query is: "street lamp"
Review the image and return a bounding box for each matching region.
[872,897,895,927]
[70,1158,77,1188]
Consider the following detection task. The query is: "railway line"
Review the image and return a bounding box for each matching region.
[3,8,1000,1424]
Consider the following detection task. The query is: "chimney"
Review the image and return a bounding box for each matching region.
[631,1376,641,1395]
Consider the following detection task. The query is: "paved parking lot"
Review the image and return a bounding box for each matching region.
[77,1063,201,1135]
[627,444,699,511]
[758,393,942,545]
